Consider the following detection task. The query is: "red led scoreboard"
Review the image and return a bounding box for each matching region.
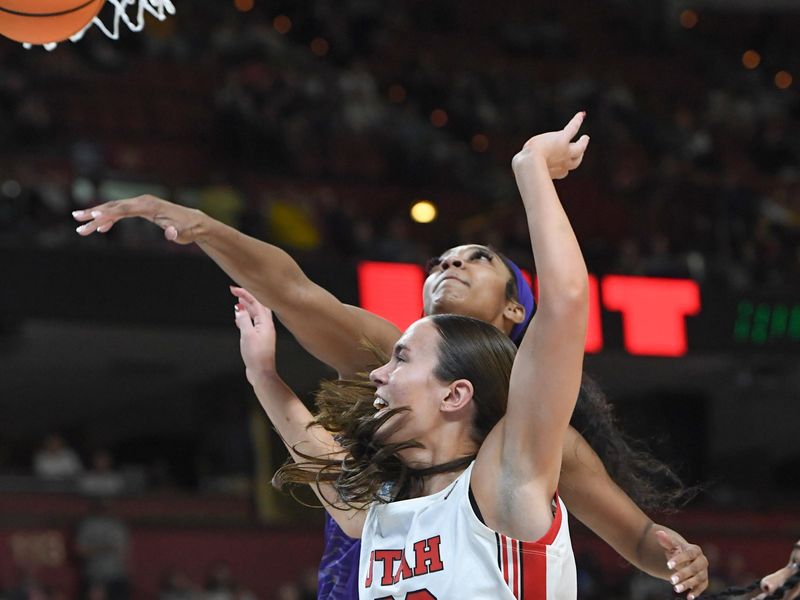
[357,261,800,357]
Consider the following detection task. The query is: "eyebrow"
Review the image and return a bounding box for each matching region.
[440,245,495,261]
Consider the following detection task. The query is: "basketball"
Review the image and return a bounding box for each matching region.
[0,0,106,44]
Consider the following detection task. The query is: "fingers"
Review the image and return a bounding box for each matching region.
[670,544,703,570]
[74,208,118,236]
[230,286,273,327]
[230,285,257,303]
[570,134,591,159]
[672,569,708,598]
[668,545,708,599]
[655,529,682,554]
[233,302,252,332]
[562,111,586,141]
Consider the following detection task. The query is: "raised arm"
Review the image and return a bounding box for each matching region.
[473,112,590,538]
[560,427,709,599]
[503,112,590,488]
[233,286,366,537]
[74,197,401,377]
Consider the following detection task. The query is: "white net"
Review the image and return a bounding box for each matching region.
[24,0,176,51]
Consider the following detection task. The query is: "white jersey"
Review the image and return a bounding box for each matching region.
[358,462,576,600]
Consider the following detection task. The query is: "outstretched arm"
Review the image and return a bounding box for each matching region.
[75,197,401,377]
[560,427,709,598]
[473,112,590,539]
[233,286,366,537]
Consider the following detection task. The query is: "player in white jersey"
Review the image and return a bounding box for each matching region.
[232,115,589,598]
[359,462,576,600]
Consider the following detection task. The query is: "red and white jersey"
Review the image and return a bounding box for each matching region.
[359,462,576,600]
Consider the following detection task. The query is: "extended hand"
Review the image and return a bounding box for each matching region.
[512,111,590,180]
[656,529,709,599]
[232,286,278,384]
[73,195,203,244]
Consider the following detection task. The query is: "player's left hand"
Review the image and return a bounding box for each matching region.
[656,529,709,599]
[232,285,277,384]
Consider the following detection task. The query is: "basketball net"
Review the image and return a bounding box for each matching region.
[25,0,176,51]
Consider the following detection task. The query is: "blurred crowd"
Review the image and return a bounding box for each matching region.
[0,1,798,287]
[0,2,798,598]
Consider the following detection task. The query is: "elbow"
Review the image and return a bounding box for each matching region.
[542,278,588,317]
[562,278,589,306]
[536,280,589,323]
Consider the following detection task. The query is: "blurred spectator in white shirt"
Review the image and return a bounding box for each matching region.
[33,433,83,480]
[80,449,126,497]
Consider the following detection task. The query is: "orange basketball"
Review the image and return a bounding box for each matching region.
[0,0,106,44]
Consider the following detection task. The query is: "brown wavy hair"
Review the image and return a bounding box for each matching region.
[273,314,517,509]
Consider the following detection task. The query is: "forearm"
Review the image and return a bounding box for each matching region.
[197,216,309,313]
[515,155,588,309]
[248,369,363,536]
[249,370,324,456]
[637,524,685,580]
[200,217,393,376]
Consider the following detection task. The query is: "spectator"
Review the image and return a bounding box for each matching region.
[33,433,83,481]
[158,569,204,600]
[204,561,256,600]
[75,499,131,600]
[79,449,126,497]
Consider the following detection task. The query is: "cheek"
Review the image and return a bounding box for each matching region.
[422,279,435,303]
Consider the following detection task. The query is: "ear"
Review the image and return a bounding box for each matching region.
[503,300,526,326]
[440,379,474,413]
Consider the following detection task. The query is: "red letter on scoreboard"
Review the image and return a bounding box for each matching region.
[357,261,425,331]
[601,276,701,356]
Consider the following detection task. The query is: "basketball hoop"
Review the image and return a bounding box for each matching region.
[18,0,176,51]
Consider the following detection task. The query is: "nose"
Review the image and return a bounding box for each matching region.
[440,257,463,271]
[370,362,388,386]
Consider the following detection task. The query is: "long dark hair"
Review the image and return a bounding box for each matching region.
[495,250,693,511]
[569,373,696,511]
[274,314,516,508]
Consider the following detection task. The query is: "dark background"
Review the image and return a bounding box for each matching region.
[0,0,798,598]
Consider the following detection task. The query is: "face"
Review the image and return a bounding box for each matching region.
[423,245,518,332]
[369,318,453,448]
[756,542,800,600]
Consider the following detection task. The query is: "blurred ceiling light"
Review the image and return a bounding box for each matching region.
[775,70,793,89]
[273,15,291,34]
[310,37,329,56]
[2,179,21,198]
[430,109,448,128]
[410,200,437,224]
[680,9,698,29]
[742,50,761,70]
[388,84,407,103]
[471,134,489,153]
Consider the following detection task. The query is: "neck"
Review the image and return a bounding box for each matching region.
[421,470,467,496]
[399,432,477,496]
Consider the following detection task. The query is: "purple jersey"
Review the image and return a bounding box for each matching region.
[318,513,361,600]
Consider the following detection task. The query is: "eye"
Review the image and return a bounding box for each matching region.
[469,249,494,262]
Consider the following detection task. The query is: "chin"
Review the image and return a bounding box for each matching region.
[429,295,465,315]
[373,412,406,444]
